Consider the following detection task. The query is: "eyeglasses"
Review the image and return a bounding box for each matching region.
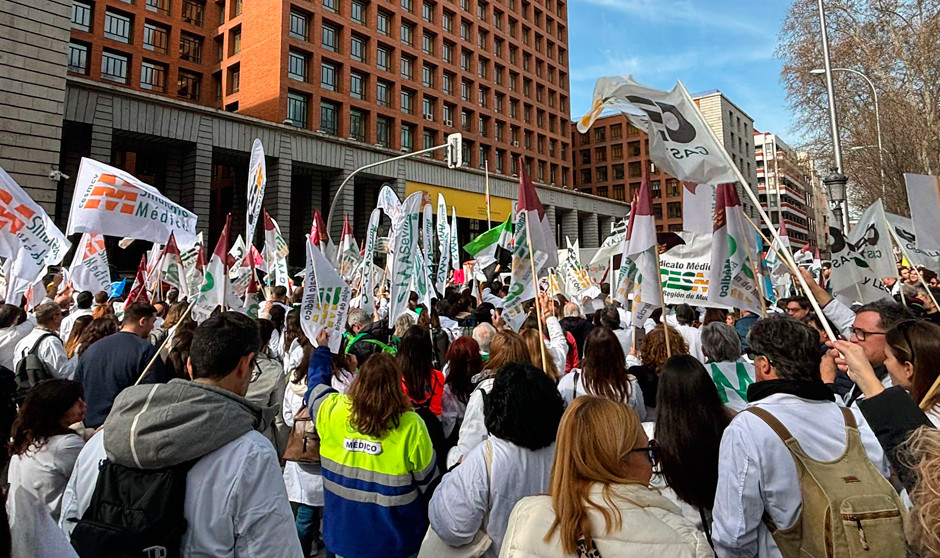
[745,350,775,368]
[851,327,886,341]
[630,439,660,467]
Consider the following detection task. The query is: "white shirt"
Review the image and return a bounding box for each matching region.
[712,393,889,558]
[674,323,705,362]
[7,434,84,523]
[557,369,646,421]
[13,327,69,379]
[59,430,303,557]
[543,316,567,374]
[0,316,35,371]
[282,386,324,507]
[429,437,555,558]
[451,377,495,468]
[59,308,92,347]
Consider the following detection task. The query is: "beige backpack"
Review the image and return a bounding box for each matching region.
[746,406,906,557]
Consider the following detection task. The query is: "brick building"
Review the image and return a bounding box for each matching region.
[2,0,627,270]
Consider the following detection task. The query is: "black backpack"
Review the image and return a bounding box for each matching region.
[70,459,195,558]
[13,332,55,402]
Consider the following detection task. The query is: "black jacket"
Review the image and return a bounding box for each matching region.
[559,316,594,357]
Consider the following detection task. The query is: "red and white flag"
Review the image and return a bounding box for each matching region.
[126,254,151,305]
[310,209,337,267]
[155,232,189,298]
[708,183,763,314]
[192,215,234,322]
[616,169,659,325]
[517,161,558,271]
[337,213,361,281]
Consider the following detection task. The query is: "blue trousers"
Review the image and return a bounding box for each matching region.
[295,504,321,556]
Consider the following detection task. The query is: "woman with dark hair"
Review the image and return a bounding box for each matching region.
[674,303,704,362]
[558,327,645,419]
[500,397,711,557]
[264,303,288,359]
[441,336,482,443]
[398,325,445,416]
[429,362,565,557]
[306,333,437,558]
[282,309,307,378]
[702,308,729,327]
[7,379,86,522]
[0,304,32,373]
[652,354,732,538]
[452,331,531,466]
[879,319,940,426]
[628,325,688,421]
[75,316,119,358]
[417,308,451,370]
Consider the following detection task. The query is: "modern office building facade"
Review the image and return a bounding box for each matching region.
[1,0,627,270]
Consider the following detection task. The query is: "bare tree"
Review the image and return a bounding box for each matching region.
[778,0,940,215]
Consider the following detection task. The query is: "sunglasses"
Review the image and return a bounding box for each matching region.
[630,439,660,468]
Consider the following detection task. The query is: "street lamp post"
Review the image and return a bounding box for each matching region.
[811,67,885,199]
[823,170,848,232]
[815,0,849,231]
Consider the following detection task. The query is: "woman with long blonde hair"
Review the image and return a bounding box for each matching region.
[521,328,559,381]
[500,396,711,557]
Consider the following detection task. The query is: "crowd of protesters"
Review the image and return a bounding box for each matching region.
[0,261,939,558]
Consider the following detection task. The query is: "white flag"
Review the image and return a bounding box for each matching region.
[389,192,423,321]
[707,183,763,314]
[245,139,267,245]
[578,76,736,185]
[192,216,232,323]
[682,183,715,234]
[0,166,71,303]
[905,173,940,252]
[885,213,940,273]
[356,208,381,315]
[300,241,350,354]
[589,217,628,266]
[67,233,111,295]
[434,194,450,294]
[829,201,894,306]
[263,210,290,289]
[449,207,460,272]
[67,157,198,248]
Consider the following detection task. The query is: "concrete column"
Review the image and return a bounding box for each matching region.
[328,169,354,241]
[544,205,557,245]
[582,212,600,248]
[266,132,293,247]
[560,209,578,244]
[89,95,114,163]
[181,116,212,236]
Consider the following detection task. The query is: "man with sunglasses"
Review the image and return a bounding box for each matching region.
[712,317,890,558]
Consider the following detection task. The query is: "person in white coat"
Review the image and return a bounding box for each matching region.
[712,316,891,558]
[674,304,705,363]
[557,327,644,420]
[7,379,86,524]
[13,302,69,379]
[500,396,712,557]
[58,313,302,557]
[0,304,33,372]
[429,362,565,558]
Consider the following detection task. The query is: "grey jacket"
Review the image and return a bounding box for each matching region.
[245,352,289,456]
[103,379,270,469]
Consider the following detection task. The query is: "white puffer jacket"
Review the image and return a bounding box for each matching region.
[499,483,712,558]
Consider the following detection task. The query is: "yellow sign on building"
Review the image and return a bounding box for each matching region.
[405,181,512,222]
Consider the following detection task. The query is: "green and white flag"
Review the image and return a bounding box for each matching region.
[463,217,512,269]
[389,191,423,321]
[435,194,450,293]
[707,183,763,314]
[192,215,234,323]
[300,241,350,354]
[356,208,381,315]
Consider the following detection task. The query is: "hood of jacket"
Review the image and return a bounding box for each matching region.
[103,379,267,469]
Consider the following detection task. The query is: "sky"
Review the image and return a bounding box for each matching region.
[567,0,797,141]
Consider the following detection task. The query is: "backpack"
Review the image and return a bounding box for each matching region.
[70,459,195,558]
[745,406,906,558]
[13,332,55,402]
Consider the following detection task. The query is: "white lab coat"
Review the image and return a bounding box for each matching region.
[450,377,495,468]
[543,317,567,375]
[429,437,555,558]
[59,431,303,557]
[282,386,325,507]
[7,434,84,523]
[674,323,705,362]
[13,327,69,379]
[712,393,889,558]
[556,369,646,421]
[0,316,35,371]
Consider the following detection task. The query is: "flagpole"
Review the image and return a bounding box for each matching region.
[739,225,767,315]
[885,218,940,311]
[654,249,672,358]
[680,77,835,342]
[524,212,550,372]
[484,161,492,230]
[134,297,196,386]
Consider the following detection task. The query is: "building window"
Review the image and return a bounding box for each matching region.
[401,124,413,150]
[610,124,622,139]
[376,81,391,107]
[423,130,434,150]
[146,0,170,15]
[443,104,453,124]
[177,70,200,100]
[422,33,434,55]
[611,144,623,160]
[232,29,241,54]
[461,80,469,101]
[72,1,92,31]
[351,0,366,24]
[377,11,391,35]
[322,24,337,51]
[477,60,486,78]
[613,164,624,180]
[461,50,470,71]
[287,92,308,127]
[442,42,453,63]
[400,90,413,114]
[350,110,365,141]
[350,72,365,99]
[596,167,607,182]
[579,169,591,184]
[594,128,606,142]
[101,51,129,83]
[423,2,433,22]
[181,0,205,26]
[140,60,167,91]
[323,0,337,13]
[377,117,391,147]
[401,23,414,46]
[400,56,413,79]
[377,47,390,71]
[461,21,470,40]
[350,35,366,61]
[402,0,413,12]
[67,42,90,74]
[442,11,453,32]
[288,50,308,81]
[320,101,338,134]
[667,202,682,219]
[320,62,336,90]
[289,10,309,40]
[422,65,434,87]
[179,32,203,62]
[104,11,132,43]
[442,73,453,94]
[143,22,169,53]
[422,97,434,118]
[230,66,240,92]
[613,184,625,201]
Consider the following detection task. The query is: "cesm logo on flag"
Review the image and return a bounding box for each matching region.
[80,175,139,215]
